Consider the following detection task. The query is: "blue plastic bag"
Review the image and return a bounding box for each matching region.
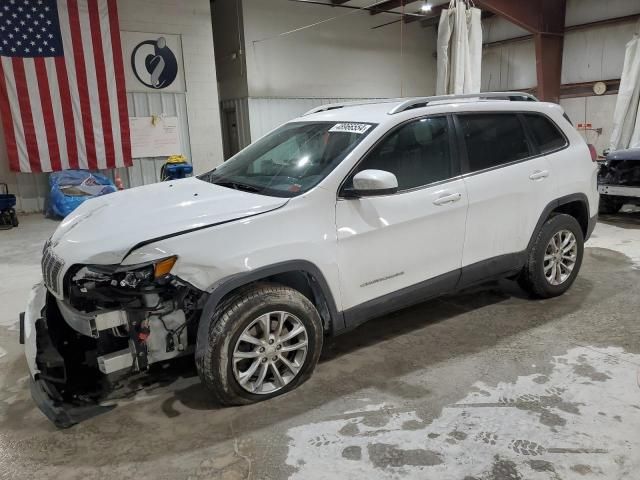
[47,170,117,218]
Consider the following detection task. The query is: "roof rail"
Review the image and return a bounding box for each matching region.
[387,91,538,115]
[303,98,403,116]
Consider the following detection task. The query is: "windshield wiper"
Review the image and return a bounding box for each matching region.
[214,181,262,193]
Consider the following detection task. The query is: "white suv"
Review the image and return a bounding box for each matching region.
[22,92,599,427]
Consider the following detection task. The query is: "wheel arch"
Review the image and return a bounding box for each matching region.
[195,261,343,363]
[528,193,592,253]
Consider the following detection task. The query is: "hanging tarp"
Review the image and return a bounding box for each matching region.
[610,26,640,151]
[436,0,482,95]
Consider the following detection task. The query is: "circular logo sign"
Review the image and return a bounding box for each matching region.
[131,37,178,89]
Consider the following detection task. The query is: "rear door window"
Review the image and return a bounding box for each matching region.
[523,113,567,153]
[458,113,531,173]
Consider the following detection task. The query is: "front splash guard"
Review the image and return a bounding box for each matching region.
[21,283,114,428]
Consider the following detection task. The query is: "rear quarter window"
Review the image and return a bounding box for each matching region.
[523,113,567,153]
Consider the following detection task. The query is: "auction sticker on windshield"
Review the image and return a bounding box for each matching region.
[329,123,372,134]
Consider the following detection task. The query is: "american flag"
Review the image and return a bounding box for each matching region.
[0,0,131,173]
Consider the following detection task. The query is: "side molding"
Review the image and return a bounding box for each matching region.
[195,260,343,362]
[342,270,460,332]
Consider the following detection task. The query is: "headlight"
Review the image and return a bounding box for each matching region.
[81,256,178,289]
[116,256,178,288]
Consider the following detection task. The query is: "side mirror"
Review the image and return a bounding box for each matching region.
[348,169,398,197]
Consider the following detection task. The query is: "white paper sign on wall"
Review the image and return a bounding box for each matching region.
[121,31,185,93]
[129,116,181,158]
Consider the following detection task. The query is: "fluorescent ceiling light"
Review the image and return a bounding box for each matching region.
[421,3,432,12]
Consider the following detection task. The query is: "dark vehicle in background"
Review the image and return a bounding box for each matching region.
[598,148,640,213]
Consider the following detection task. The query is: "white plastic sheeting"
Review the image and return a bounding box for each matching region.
[610,25,640,150]
[436,0,482,95]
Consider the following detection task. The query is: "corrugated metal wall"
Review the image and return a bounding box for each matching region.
[5,91,190,213]
[220,98,251,156]
[114,92,192,187]
[561,95,618,155]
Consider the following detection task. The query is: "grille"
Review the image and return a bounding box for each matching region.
[42,244,64,295]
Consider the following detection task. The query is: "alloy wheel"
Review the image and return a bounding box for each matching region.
[232,311,309,394]
[544,229,578,286]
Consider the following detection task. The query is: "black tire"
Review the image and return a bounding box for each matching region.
[10,210,18,227]
[196,283,323,406]
[518,214,584,298]
[598,195,624,214]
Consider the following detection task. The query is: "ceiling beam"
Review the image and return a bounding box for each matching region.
[416,7,493,27]
[369,0,420,15]
[474,0,565,34]
[289,0,413,15]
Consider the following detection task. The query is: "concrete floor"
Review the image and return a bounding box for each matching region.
[1,211,639,480]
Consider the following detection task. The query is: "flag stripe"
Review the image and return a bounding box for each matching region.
[77,0,105,169]
[107,0,132,165]
[0,58,29,172]
[0,60,19,172]
[34,58,61,171]
[66,0,97,170]
[24,58,52,171]
[57,0,87,170]
[87,0,115,169]
[45,59,70,170]
[12,58,40,172]
[98,0,123,168]
[54,56,79,169]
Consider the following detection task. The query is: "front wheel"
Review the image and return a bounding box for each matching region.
[197,283,323,406]
[518,214,584,298]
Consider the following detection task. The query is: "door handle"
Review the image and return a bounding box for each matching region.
[433,193,462,206]
[529,170,549,180]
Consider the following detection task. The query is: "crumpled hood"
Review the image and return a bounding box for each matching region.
[49,177,288,265]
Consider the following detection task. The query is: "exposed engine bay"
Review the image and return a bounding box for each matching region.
[599,158,640,187]
[33,257,206,418]
[598,149,640,212]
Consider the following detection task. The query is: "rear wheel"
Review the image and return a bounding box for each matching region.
[197,283,323,405]
[518,214,584,298]
[598,195,624,214]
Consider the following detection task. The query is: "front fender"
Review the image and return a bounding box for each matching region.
[194,260,344,364]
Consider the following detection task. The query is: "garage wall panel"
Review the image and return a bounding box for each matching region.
[114,91,192,188]
[481,41,537,91]
[482,2,640,91]
[117,0,223,174]
[221,98,251,155]
[241,0,437,99]
[560,95,618,156]
[483,21,639,92]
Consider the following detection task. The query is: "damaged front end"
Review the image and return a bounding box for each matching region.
[22,255,205,428]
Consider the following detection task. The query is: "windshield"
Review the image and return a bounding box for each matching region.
[198,121,376,197]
